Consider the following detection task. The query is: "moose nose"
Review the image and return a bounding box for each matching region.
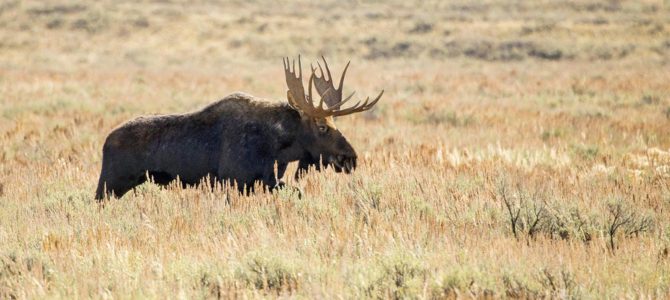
[337,154,356,174]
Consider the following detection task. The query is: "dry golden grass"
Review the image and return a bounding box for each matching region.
[1,0,670,298]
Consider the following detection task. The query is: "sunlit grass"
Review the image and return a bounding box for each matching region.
[1,0,669,298]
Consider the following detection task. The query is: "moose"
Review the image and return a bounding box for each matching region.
[95,56,383,200]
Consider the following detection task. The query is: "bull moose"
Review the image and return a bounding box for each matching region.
[95,56,383,199]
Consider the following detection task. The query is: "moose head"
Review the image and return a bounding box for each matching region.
[283,56,384,174]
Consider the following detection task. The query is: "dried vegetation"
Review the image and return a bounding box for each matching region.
[0,0,669,298]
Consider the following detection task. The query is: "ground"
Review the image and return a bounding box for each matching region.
[0,0,669,298]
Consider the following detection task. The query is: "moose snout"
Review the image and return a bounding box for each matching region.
[329,154,357,173]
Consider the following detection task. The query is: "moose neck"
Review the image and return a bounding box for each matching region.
[274,107,309,164]
[276,139,305,163]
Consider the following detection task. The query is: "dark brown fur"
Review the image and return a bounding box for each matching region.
[95,92,356,199]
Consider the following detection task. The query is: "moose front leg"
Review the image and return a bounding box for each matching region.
[262,161,301,198]
[259,161,288,192]
[272,161,302,198]
[274,162,288,190]
[294,153,324,180]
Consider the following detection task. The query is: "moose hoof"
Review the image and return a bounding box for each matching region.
[293,186,303,199]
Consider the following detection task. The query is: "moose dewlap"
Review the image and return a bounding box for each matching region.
[95,56,384,200]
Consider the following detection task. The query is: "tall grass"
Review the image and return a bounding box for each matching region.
[1,0,669,298]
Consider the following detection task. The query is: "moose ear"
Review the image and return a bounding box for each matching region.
[287,90,303,116]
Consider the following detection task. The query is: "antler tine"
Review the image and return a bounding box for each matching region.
[361,90,384,110]
[331,90,384,117]
[307,71,314,106]
[309,62,330,111]
[343,91,355,102]
[319,56,333,83]
[314,62,323,81]
[311,74,327,110]
[298,55,302,79]
[322,91,356,111]
[337,60,350,92]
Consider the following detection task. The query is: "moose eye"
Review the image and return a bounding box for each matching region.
[318,125,328,133]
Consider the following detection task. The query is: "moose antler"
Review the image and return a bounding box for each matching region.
[311,56,355,108]
[283,56,384,118]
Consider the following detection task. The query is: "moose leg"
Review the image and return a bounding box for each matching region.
[95,173,144,200]
[95,181,109,200]
[294,153,324,180]
[265,162,302,198]
[275,162,288,189]
[95,146,150,200]
[95,157,149,200]
[249,161,291,193]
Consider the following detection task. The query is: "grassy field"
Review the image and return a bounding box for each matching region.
[1,0,670,298]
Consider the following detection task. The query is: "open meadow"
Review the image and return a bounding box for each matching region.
[1,0,670,298]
